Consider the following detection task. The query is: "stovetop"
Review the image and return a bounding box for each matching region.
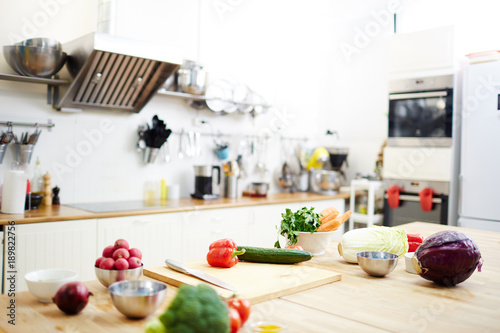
[67,200,179,213]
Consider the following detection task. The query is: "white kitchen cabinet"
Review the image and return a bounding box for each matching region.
[96,213,184,269]
[6,219,97,293]
[180,207,253,262]
[250,199,346,248]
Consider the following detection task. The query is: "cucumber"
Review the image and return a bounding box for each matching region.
[237,246,312,264]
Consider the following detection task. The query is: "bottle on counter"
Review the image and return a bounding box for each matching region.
[31,157,44,194]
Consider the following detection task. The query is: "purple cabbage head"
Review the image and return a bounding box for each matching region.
[413,230,482,286]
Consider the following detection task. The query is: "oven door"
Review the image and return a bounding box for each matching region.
[383,193,448,226]
[388,89,453,147]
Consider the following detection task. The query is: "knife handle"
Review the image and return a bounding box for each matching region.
[165,259,189,274]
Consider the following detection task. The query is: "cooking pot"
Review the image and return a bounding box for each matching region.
[177,60,207,95]
[309,168,344,194]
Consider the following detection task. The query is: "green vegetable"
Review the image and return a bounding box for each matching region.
[155,284,229,333]
[338,226,409,263]
[145,317,166,333]
[237,246,313,264]
[275,207,322,247]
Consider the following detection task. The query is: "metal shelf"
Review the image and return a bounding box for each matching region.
[0,73,68,85]
[156,88,272,109]
[0,73,69,105]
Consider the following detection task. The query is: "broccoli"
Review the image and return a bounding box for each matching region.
[158,284,229,333]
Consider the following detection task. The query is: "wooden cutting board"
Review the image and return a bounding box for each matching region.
[144,260,341,304]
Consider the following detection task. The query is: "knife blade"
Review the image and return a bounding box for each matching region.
[165,259,237,292]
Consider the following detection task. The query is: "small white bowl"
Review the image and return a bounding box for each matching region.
[296,231,335,255]
[25,269,79,303]
[405,252,417,274]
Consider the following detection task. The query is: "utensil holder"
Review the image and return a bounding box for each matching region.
[143,147,160,164]
[0,144,7,164]
[15,143,34,165]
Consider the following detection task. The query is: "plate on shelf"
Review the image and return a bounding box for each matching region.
[205,83,228,112]
[233,84,253,113]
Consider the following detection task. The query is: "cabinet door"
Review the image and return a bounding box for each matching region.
[181,207,252,262]
[8,219,97,293]
[250,199,346,248]
[97,213,183,269]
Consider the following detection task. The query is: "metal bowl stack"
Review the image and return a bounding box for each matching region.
[3,38,67,78]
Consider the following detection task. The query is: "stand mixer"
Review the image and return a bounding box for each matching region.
[309,147,349,195]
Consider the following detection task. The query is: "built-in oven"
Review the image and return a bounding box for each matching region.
[383,179,449,226]
[388,74,454,147]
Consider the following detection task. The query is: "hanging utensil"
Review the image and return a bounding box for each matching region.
[177,129,185,160]
[164,140,171,163]
[194,131,201,157]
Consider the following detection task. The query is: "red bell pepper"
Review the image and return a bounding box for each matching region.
[407,233,424,252]
[207,238,246,268]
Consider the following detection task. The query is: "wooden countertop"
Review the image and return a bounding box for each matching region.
[2,222,498,332]
[0,192,350,225]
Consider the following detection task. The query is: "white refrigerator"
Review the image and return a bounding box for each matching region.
[459,60,500,232]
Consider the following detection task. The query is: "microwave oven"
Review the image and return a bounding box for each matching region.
[387,75,454,147]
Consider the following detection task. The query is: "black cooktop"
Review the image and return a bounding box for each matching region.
[67,200,179,213]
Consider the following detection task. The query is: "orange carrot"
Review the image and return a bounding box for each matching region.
[318,210,352,232]
[319,207,339,222]
[317,218,342,232]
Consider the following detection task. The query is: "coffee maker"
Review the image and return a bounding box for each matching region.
[309,147,349,194]
[191,165,221,199]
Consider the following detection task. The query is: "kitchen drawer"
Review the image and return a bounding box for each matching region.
[96,213,183,269]
[6,219,97,293]
[181,207,253,262]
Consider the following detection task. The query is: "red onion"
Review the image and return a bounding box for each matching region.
[412,230,483,286]
[53,282,93,315]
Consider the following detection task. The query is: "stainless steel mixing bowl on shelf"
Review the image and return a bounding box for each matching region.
[3,44,67,78]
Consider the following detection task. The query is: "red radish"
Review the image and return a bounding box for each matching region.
[114,239,129,250]
[113,248,130,260]
[115,258,129,270]
[53,282,93,315]
[99,258,115,270]
[128,248,142,260]
[128,257,142,269]
[95,257,105,268]
[102,245,115,258]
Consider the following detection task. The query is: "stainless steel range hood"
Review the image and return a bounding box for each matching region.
[54,32,181,113]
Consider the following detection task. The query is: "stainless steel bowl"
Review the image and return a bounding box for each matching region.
[16,38,62,50]
[357,251,399,277]
[3,45,67,78]
[95,266,143,288]
[109,280,167,318]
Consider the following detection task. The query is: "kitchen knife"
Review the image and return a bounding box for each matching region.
[165,259,237,292]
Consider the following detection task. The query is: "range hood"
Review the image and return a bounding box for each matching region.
[54,32,182,113]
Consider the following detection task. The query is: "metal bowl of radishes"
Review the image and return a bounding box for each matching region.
[95,239,144,288]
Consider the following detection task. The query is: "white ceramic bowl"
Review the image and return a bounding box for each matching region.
[296,231,336,255]
[25,269,79,303]
[405,252,417,274]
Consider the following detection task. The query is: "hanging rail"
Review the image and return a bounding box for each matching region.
[0,120,55,131]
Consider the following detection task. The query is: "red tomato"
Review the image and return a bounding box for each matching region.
[229,307,242,333]
[285,245,304,251]
[227,297,251,325]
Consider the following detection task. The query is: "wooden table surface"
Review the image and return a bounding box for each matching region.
[1,222,498,333]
